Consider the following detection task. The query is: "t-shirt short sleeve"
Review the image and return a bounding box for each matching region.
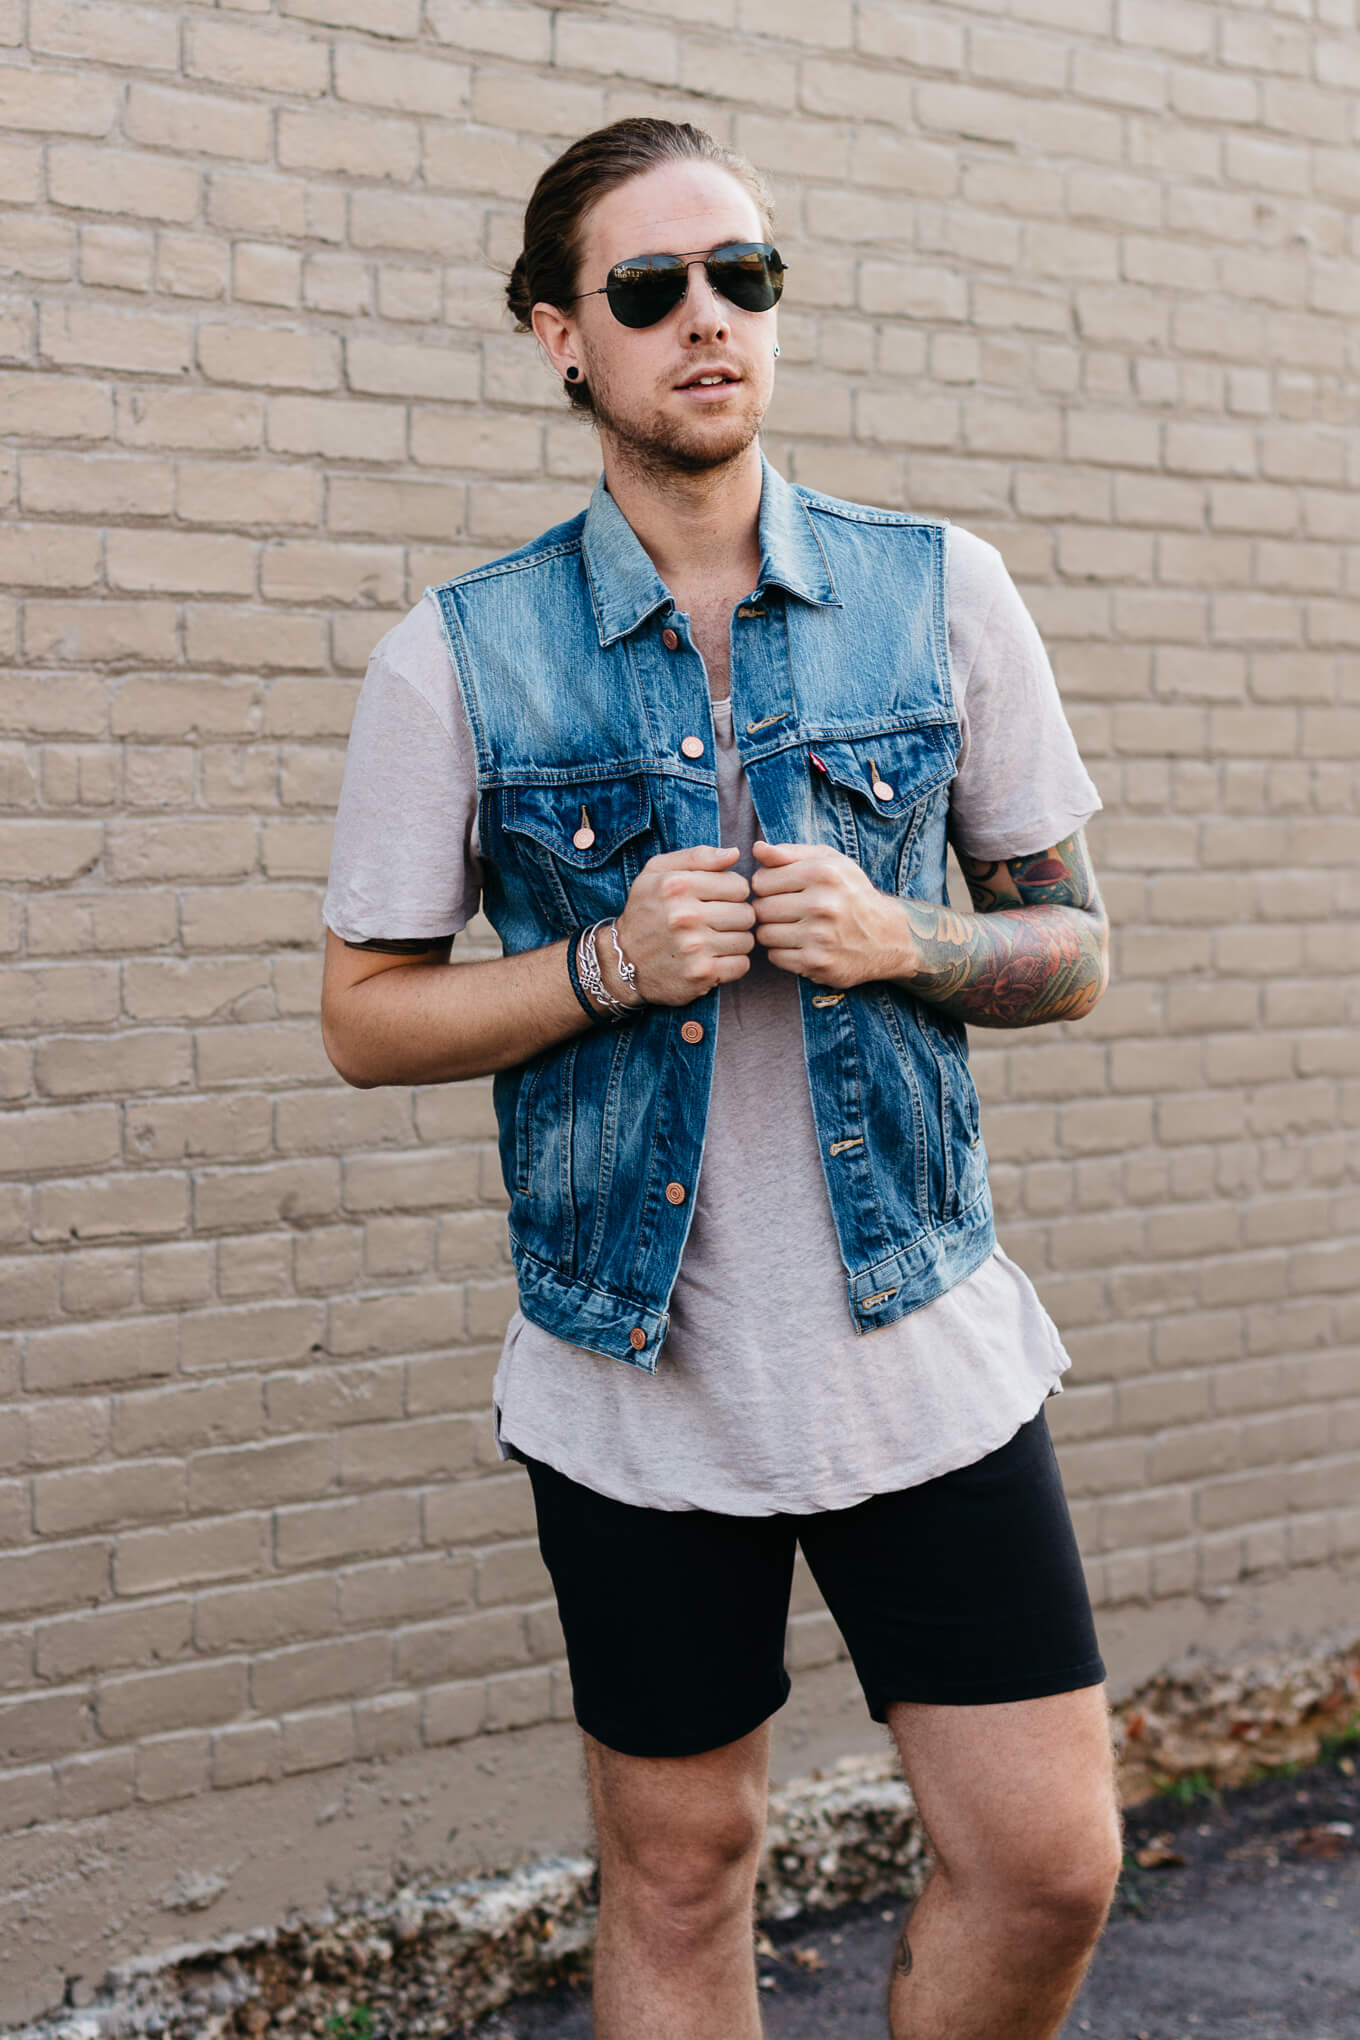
[945,526,1104,863]
[322,598,483,947]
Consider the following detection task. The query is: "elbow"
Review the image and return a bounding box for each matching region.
[1075,910,1111,1021]
[320,1008,377,1090]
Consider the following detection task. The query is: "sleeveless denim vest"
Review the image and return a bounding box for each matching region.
[426,453,995,1373]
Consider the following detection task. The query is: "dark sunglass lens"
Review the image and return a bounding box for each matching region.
[607,255,687,328]
[707,244,784,313]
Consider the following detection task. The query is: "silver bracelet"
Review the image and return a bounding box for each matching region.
[608,918,644,1003]
[577,920,633,1020]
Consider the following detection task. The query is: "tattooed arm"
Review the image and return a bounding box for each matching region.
[888,829,1109,1028]
[750,826,1109,1026]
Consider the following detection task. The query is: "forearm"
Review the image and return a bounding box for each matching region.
[884,895,1109,1028]
[322,932,593,1087]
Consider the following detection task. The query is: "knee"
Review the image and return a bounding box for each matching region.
[605,1799,765,1940]
[1015,1823,1124,1946]
[945,1811,1123,1949]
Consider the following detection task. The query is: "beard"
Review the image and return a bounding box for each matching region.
[584,363,765,482]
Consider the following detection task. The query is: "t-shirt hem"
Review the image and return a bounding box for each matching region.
[950,803,1102,864]
[494,1357,1070,1517]
[322,901,473,947]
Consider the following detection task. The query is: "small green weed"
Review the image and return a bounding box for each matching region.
[1153,1769,1221,1808]
[323,2008,376,2040]
[1317,1709,1360,1767]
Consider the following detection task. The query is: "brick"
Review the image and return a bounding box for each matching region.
[426,0,552,60]
[0,1540,109,1616]
[33,1458,184,1537]
[334,42,469,116]
[49,143,200,223]
[422,123,549,198]
[0,1764,57,1835]
[267,395,407,463]
[0,960,115,1030]
[277,108,420,183]
[30,0,180,71]
[274,1490,420,1569]
[176,461,318,531]
[258,540,404,608]
[0,60,116,134]
[106,818,256,887]
[199,323,340,392]
[231,241,303,309]
[97,1658,247,1741]
[0,518,102,588]
[20,454,173,522]
[281,0,421,30]
[124,82,271,161]
[25,1314,177,1391]
[178,1299,325,1372]
[114,1514,267,1597]
[279,1700,355,1774]
[0,377,108,453]
[184,19,331,97]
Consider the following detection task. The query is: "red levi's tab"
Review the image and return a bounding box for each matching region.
[809,750,828,773]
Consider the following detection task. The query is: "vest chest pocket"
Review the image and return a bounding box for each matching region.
[494,773,657,932]
[805,723,957,893]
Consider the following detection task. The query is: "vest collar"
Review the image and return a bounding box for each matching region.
[581,448,841,648]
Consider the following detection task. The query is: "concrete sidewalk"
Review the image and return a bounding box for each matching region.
[476,1762,1360,2040]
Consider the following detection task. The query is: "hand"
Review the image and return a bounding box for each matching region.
[750,840,908,990]
[613,846,755,1006]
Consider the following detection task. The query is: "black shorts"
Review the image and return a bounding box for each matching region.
[523,1404,1107,1760]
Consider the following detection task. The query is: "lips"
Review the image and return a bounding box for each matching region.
[677,366,742,389]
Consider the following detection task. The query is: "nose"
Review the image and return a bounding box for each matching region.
[679,260,728,342]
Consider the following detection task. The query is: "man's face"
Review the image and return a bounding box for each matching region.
[567,161,777,478]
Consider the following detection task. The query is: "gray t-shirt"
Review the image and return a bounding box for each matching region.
[324,520,1104,1514]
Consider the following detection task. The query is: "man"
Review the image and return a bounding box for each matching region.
[322,117,1123,2040]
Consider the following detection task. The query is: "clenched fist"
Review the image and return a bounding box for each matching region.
[611,846,756,1007]
[750,839,907,989]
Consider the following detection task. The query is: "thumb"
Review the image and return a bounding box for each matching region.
[752,838,801,861]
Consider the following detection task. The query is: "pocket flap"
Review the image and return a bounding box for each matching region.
[807,725,956,815]
[503,775,653,869]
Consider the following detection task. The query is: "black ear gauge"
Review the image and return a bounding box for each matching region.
[565,365,581,381]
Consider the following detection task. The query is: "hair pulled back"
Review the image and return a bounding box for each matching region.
[506,117,775,415]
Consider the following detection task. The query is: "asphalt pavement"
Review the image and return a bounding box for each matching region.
[474,1761,1360,2040]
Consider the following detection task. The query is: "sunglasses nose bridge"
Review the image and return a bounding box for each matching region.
[676,255,728,330]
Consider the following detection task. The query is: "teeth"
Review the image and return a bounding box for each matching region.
[693,376,726,386]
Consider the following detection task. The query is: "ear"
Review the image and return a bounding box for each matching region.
[530,301,577,382]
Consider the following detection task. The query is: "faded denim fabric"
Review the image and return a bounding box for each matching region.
[426,453,995,1372]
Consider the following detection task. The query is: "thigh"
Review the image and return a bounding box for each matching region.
[885,1684,1123,1908]
[798,1404,1107,1717]
[523,1452,798,1760]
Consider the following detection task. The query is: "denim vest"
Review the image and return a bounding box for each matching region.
[427,453,995,1372]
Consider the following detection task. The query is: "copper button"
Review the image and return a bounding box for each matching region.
[662,627,680,650]
[680,735,705,759]
[665,1181,686,1205]
[680,1019,704,1043]
[629,1327,647,1350]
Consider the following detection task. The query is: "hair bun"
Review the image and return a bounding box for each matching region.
[506,251,533,329]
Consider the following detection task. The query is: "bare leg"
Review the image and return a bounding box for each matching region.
[585,1719,771,2040]
[885,1684,1124,2040]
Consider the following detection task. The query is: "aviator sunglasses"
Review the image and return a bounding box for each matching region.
[568,241,786,329]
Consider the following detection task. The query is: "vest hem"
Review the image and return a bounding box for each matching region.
[510,1236,666,1374]
[846,1190,997,1335]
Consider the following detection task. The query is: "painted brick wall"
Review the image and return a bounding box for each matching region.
[1,0,1359,2007]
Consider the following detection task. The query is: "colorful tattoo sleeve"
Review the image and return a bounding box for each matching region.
[891,829,1109,1028]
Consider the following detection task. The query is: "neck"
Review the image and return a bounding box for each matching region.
[599,437,764,594]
